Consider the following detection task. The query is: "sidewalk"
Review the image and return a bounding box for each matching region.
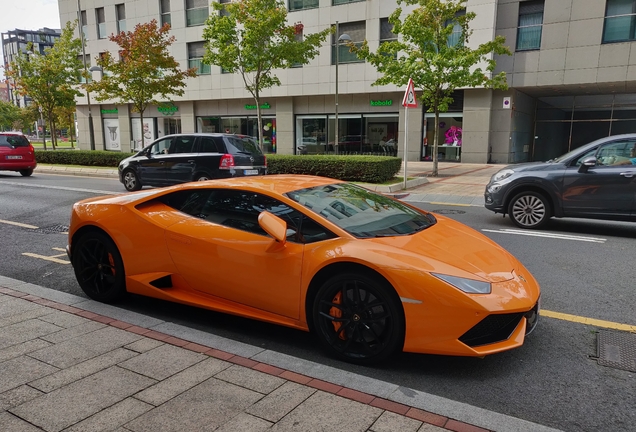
[0,276,560,432]
[34,161,504,205]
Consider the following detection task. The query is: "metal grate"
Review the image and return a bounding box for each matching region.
[596,330,636,373]
[31,224,69,234]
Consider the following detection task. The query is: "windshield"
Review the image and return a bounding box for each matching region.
[225,136,263,155]
[286,183,436,238]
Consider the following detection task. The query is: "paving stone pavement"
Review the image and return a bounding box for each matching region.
[0,277,562,432]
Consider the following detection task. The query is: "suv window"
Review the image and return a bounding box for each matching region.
[150,138,173,155]
[225,136,262,155]
[198,137,221,153]
[0,134,29,148]
[597,140,636,166]
[173,136,194,153]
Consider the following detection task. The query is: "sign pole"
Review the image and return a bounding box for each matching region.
[404,107,408,189]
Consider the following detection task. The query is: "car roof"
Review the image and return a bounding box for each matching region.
[179,174,343,195]
[0,131,25,136]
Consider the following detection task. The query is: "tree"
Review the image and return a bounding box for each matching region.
[88,20,197,150]
[5,21,84,149]
[55,104,77,147]
[202,0,332,151]
[0,100,21,131]
[352,0,511,176]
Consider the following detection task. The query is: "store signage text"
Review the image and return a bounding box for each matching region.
[245,103,271,110]
[101,108,118,114]
[158,105,179,113]
[370,100,393,107]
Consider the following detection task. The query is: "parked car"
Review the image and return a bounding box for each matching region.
[118,133,267,191]
[67,175,540,364]
[484,134,636,229]
[0,131,37,176]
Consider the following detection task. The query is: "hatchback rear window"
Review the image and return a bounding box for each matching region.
[0,135,29,148]
[224,136,263,155]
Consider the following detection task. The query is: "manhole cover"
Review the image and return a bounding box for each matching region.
[32,225,70,234]
[431,209,467,215]
[596,330,636,372]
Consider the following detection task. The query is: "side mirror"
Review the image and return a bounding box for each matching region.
[258,211,287,245]
[578,156,597,173]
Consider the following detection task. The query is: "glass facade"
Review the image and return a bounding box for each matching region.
[423,114,463,162]
[296,114,399,155]
[197,116,277,153]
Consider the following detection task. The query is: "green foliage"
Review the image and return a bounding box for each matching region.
[0,101,22,130]
[5,21,83,147]
[35,150,130,167]
[202,0,332,150]
[351,0,511,175]
[267,155,402,183]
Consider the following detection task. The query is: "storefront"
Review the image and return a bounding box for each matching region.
[422,114,463,162]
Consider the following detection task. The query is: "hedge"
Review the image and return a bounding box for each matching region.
[34,150,402,183]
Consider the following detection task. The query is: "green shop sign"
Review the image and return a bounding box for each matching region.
[370,100,393,107]
[101,108,118,114]
[158,105,179,113]
[245,103,271,110]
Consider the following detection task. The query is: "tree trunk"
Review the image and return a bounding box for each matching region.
[254,93,264,153]
[139,109,145,152]
[69,114,75,148]
[48,117,56,150]
[432,109,440,177]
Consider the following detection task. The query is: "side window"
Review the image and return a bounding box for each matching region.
[597,140,636,166]
[201,190,264,234]
[150,138,172,156]
[198,137,220,153]
[173,136,194,154]
[159,189,213,218]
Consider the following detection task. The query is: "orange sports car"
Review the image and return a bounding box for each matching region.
[67,175,540,364]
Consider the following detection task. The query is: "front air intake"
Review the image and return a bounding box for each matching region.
[459,313,524,347]
[149,275,173,289]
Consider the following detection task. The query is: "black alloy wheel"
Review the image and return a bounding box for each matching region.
[312,272,404,365]
[123,169,142,191]
[508,191,551,229]
[72,231,126,303]
[19,168,33,177]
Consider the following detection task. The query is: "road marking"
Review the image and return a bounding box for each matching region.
[0,219,39,229]
[541,309,636,332]
[482,228,606,243]
[0,180,116,195]
[22,248,70,265]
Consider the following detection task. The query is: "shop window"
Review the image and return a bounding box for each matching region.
[289,0,318,11]
[516,1,544,51]
[423,115,463,162]
[188,42,210,75]
[116,4,126,33]
[332,21,365,64]
[197,116,277,153]
[160,0,171,27]
[603,0,636,43]
[186,0,208,27]
[96,8,106,40]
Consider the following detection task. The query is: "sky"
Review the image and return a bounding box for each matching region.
[1,0,62,79]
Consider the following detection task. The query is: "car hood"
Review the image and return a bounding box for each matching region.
[367,215,519,282]
[501,161,561,173]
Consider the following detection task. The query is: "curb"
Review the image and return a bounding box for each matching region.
[0,276,561,432]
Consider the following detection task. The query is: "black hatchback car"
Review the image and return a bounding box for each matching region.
[485,134,636,229]
[118,133,267,191]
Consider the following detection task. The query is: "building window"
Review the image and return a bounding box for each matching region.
[186,0,208,27]
[379,18,397,57]
[289,0,318,11]
[332,21,365,64]
[188,42,210,74]
[78,54,90,83]
[446,10,466,47]
[160,0,171,27]
[516,1,544,51]
[80,10,88,40]
[292,23,304,67]
[603,0,636,43]
[116,4,126,33]
[333,0,364,5]
[96,7,107,39]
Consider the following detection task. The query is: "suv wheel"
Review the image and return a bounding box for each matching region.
[508,191,551,229]
[123,170,142,191]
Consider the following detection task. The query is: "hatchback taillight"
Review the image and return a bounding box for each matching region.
[219,153,235,170]
[29,144,35,154]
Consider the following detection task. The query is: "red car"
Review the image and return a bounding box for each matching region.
[0,132,37,176]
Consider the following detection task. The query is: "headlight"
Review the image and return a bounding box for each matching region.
[487,184,502,193]
[432,273,491,294]
[491,169,514,183]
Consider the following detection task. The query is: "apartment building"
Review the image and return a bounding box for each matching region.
[58,0,636,163]
[1,28,62,107]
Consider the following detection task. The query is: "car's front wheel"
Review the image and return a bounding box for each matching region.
[312,272,404,365]
[72,231,126,303]
[19,169,33,177]
[508,191,551,229]
[123,169,142,191]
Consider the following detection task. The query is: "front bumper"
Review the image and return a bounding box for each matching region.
[484,186,506,213]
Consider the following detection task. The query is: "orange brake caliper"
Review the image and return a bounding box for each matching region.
[329,291,346,340]
[108,253,116,276]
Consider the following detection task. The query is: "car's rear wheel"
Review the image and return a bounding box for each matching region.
[19,169,33,177]
[312,272,404,365]
[194,173,211,181]
[123,169,141,191]
[72,231,126,303]
[508,191,551,229]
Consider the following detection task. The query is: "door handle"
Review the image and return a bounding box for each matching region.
[620,172,635,178]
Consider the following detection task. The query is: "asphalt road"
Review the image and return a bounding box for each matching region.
[0,172,634,432]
